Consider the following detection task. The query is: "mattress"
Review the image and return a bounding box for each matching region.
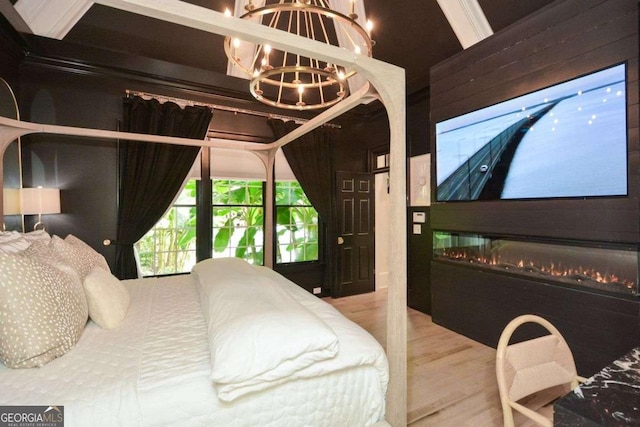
[0,274,387,426]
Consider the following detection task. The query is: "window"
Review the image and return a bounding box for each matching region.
[275,181,319,263]
[212,179,264,265]
[368,145,390,173]
[136,179,197,276]
[137,150,321,276]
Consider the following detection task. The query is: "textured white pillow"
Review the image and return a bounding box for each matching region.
[22,229,51,242]
[0,232,30,253]
[83,268,130,329]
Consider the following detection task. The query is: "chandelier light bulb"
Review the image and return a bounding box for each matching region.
[296,85,305,108]
[264,44,272,55]
[366,20,373,35]
[354,45,361,55]
[349,0,357,19]
[224,8,232,17]
[233,38,240,48]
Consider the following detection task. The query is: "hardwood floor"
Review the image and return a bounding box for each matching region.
[325,289,547,426]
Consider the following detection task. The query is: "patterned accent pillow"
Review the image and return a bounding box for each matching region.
[50,235,110,280]
[83,268,130,329]
[64,234,111,273]
[21,240,89,322]
[0,253,87,368]
[0,232,30,254]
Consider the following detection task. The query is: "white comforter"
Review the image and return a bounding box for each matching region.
[192,258,388,402]
[0,264,388,427]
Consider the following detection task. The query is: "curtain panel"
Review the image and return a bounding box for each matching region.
[268,119,335,290]
[115,96,212,279]
[267,119,333,222]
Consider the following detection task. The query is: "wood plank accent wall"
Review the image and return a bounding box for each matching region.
[429,0,640,376]
[430,0,639,243]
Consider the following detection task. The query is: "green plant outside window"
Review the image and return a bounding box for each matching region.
[212,180,264,265]
[136,178,319,277]
[136,179,197,277]
[275,181,319,263]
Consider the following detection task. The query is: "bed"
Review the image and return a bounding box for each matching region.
[0,1,407,424]
[0,235,389,426]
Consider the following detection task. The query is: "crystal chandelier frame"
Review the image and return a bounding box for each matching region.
[224,0,373,110]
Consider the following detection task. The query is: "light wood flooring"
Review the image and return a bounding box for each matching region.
[325,289,551,427]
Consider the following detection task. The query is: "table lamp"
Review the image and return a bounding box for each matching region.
[20,186,61,231]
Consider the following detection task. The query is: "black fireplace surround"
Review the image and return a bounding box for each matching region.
[431,232,640,375]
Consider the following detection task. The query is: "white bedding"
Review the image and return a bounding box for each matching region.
[0,271,388,426]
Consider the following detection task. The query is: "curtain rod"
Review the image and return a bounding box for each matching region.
[125,90,341,129]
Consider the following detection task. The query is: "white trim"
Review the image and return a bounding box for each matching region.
[14,0,93,39]
[436,0,493,49]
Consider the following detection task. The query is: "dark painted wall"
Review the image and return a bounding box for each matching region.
[429,0,640,375]
[333,88,431,174]
[14,39,333,292]
[19,65,129,269]
[0,15,22,97]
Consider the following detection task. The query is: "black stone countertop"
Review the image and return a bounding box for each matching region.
[554,347,640,426]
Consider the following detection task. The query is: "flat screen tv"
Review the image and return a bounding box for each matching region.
[435,63,628,202]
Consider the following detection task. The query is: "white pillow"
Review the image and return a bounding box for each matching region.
[22,229,51,242]
[83,268,130,329]
[0,232,30,253]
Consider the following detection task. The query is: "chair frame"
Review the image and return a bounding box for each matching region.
[496,314,586,427]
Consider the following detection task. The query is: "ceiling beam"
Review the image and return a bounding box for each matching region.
[436,0,493,49]
[13,0,93,39]
[0,0,31,34]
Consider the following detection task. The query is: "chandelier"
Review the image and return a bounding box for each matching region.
[224,0,374,110]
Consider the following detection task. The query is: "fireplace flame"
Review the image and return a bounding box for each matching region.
[440,249,635,290]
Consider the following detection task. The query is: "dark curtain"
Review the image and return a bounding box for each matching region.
[115,96,213,279]
[267,119,333,222]
[268,119,335,290]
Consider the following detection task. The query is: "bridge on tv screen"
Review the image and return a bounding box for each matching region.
[436,102,558,201]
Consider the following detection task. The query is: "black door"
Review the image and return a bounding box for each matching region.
[334,171,375,297]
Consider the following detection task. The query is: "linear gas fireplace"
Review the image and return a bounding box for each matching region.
[433,232,639,297]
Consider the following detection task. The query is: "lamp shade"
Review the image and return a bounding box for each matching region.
[2,188,20,215]
[20,187,61,215]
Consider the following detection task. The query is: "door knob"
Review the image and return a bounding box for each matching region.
[338,236,344,245]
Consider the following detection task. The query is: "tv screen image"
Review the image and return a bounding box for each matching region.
[435,63,628,201]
